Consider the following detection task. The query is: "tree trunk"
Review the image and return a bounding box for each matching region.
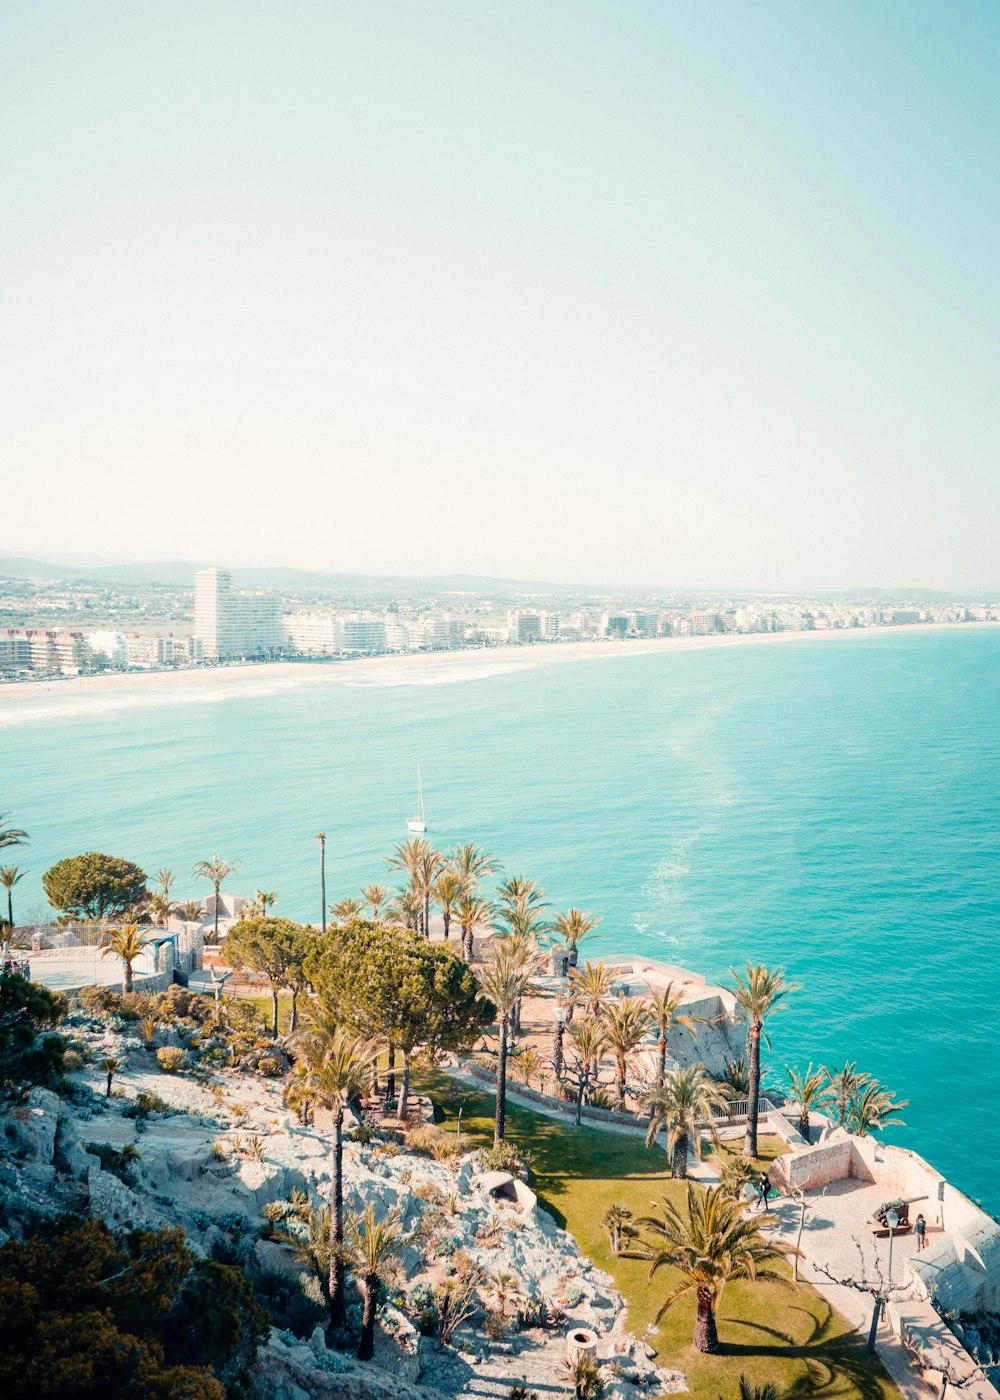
[289,988,298,1033]
[442,909,451,941]
[569,944,579,968]
[329,1112,346,1329]
[671,1129,689,1178]
[320,840,326,934]
[6,889,12,930]
[575,1078,585,1126]
[270,984,279,1039]
[386,1043,396,1100]
[799,1109,810,1139]
[369,1054,380,1098]
[105,1071,113,1097]
[398,1048,411,1122]
[494,1018,509,1145]
[358,1276,378,1360]
[124,961,134,995]
[615,1060,626,1111]
[744,1024,761,1159]
[657,1037,666,1085]
[214,880,220,945]
[553,1025,564,1079]
[867,1297,881,1353]
[692,1286,719,1352]
[423,890,430,939]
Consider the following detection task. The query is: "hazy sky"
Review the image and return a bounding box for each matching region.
[2,3,998,589]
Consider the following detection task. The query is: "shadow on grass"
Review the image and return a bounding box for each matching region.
[715,1296,887,1400]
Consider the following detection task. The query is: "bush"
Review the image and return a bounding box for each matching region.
[0,974,67,1090]
[475,1142,532,1176]
[124,1089,169,1120]
[62,1050,84,1073]
[156,1047,186,1074]
[256,1056,284,1078]
[85,1141,139,1183]
[253,1269,327,1338]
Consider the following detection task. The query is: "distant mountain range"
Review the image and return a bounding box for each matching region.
[0,555,577,596]
[0,555,994,602]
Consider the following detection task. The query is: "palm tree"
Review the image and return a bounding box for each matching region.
[156,867,174,902]
[565,1017,609,1122]
[0,816,28,856]
[494,875,547,940]
[724,1378,782,1400]
[192,853,241,945]
[250,889,278,917]
[636,1183,793,1352]
[455,893,492,963]
[177,899,203,924]
[147,892,172,928]
[99,1055,120,1097]
[416,845,444,939]
[642,1065,729,1177]
[447,841,500,890]
[432,870,464,943]
[551,908,602,968]
[603,996,652,1111]
[385,838,432,934]
[645,982,699,1084]
[820,1060,870,1128]
[602,1203,634,1254]
[99,921,151,994]
[385,886,421,932]
[329,896,364,925]
[495,902,549,945]
[785,1063,828,1139]
[297,1023,373,1329]
[729,962,799,1159]
[0,866,26,932]
[848,1080,907,1137]
[346,1203,404,1360]
[476,938,538,1145]
[361,883,389,922]
[316,833,327,933]
[570,960,618,1020]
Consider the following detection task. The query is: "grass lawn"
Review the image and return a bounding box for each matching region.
[415,1066,898,1400]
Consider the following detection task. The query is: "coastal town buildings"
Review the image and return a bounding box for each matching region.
[193,568,282,659]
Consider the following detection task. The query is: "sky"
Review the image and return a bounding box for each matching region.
[2,2,999,590]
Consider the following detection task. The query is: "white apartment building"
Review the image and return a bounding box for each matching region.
[336,616,386,652]
[506,609,542,643]
[194,568,282,659]
[283,612,338,655]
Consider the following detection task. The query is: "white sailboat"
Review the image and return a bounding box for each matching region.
[407,764,428,833]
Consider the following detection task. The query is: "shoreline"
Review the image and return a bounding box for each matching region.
[0,620,997,719]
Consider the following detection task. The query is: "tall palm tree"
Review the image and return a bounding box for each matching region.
[646,982,699,1084]
[636,1183,792,1352]
[455,893,492,963]
[316,833,327,933]
[296,1023,373,1329]
[495,902,549,945]
[361,883,389,922]
[570,960,618,1021]
[0,816,28,856]
[329,896,364,925]
[251,889,277,917]
[729,962,799,1159]
[785,1063,828,1138]
[432,870,464,943]
[642,1065,729,1177]
[565,1017,609,1122]
[848,1080,907,1137]
[476,938,538,1145]
[346,1203,404,1360]
[416,845,444,938]
[820,1060,870,1128]
[603,996,653,1111]
[156,867,174,902]
[192,853,241,945]
[147,891,172,928]
[0,866,26,932]
[447,841,500,890]
[99,921,151,994]
[494,876,547,937]
[385,886,421,932]
[551,909,602,968]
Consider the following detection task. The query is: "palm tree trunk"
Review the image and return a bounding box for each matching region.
[615,1060,626,1112]
[329,1110,346,1329]
[671,1129,689,1178]
[658,1036,666,1085]
[398,1048,411,1122]
[358,1276,378,1360]
[289,988,298,1033]
[270,983,279,1039]
[494,1018,509,1145]
[423,889,430,939]
[568,943,579,968]
[744,1025,761,1159]
[124,960,134,995]
[319,838,326,934]
[692,1286,719,1353]
[6,889,12,930]
[214,879,220,944]
[442,908,451,941]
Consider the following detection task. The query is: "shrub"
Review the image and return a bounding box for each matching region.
[475,1142,532,1176]
[85,1141,139,1183]
[0,974,67,1089]
[156,1047,186,1074]
[256,1056,284,1078]
[62,1049,84,1073]
[253,1268,327,1338]
[124,1089,169,1120]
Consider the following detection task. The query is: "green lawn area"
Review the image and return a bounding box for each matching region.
[415,1066,898,1400]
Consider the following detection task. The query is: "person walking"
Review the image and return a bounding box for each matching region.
[915,1213,927,1251]
[756,1170,772,1212]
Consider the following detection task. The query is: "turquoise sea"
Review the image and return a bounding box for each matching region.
[4,628,998,1210]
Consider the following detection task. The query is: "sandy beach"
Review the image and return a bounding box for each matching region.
[1,621,996,724]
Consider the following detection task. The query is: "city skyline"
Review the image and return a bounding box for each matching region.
[4,4,1000,589]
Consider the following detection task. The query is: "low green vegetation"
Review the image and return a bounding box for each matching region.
[415,1066,898,1400]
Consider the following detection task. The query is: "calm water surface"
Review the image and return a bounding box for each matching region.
[4,629,998,1209]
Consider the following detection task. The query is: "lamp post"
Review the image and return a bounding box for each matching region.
[553,1005,566,1080]
[885,1208,899,1289]
[316,833,327,933]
